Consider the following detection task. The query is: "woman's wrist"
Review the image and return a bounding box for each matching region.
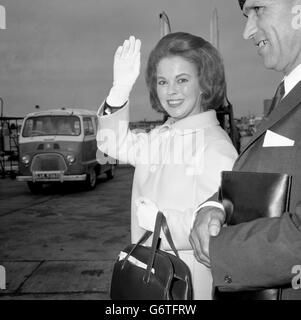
[106,84,132,107]
[103,100,127,115]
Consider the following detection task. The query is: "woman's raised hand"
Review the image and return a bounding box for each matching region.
[113,36,141,88]
[106,36,141,106]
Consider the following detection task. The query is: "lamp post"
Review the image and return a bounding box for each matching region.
[0,97,4,158]
[210,8,219,50]
[159,11,171,39]
[0,97,3,118]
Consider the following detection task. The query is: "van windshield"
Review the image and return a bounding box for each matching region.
[22,116,81,137]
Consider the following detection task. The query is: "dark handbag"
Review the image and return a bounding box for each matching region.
[214,171,292,300]
[110,211,192,300]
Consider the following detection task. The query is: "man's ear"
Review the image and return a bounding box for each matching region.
[292,1,301,30]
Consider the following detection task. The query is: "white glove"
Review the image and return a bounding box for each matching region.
[135,197,159,232]
[107,35,141,106]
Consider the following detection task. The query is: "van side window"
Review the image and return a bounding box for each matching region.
[93,116,98,131]
[83,117,94,136]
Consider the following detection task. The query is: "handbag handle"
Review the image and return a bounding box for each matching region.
[143,211,164,284]
[121,230,153,270]
[121,211,181,283]
[143,211,180,284]
[160,212,180,259]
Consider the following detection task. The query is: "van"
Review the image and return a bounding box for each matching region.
[16,108,115,193]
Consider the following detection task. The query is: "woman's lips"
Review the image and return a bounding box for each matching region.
[167,99,184,108]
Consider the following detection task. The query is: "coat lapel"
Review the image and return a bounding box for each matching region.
[235,80,301,164]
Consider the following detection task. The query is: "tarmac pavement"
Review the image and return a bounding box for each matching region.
[0,165,134,300]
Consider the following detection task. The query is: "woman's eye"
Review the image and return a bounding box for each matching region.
[157,80,167,85]
[178,78,188,84]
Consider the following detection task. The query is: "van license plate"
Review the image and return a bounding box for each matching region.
[34,172,61,181]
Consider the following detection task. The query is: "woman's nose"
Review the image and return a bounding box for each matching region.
[167,81,178,95]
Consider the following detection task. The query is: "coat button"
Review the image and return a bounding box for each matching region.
[224,275,232,284]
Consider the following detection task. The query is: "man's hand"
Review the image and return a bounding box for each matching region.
[107,35,141,106]
[189,206,225,267]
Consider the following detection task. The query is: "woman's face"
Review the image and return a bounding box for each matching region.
[156,56,203,120]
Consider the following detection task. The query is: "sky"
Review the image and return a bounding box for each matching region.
[0,0,281,121]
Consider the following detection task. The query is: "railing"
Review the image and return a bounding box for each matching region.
[0,116,24,178]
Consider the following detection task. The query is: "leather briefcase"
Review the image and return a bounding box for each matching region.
[110,211,192,300]
[215,171,292,300]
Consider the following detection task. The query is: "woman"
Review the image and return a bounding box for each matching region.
[97,33,238,299]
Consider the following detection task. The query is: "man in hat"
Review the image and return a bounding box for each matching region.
[190,0,301,299]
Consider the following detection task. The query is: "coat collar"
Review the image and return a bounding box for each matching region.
[283,64,301,98]
[237,80,301,161]
[158,110,219,135]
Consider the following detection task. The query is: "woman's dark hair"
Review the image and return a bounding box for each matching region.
[145,32,227,114]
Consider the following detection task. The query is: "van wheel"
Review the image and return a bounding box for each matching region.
[85,168,97,190]
[27,182,43,194]
[106,165,115,180]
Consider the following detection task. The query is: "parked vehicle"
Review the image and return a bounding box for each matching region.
[16,108,115,193]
